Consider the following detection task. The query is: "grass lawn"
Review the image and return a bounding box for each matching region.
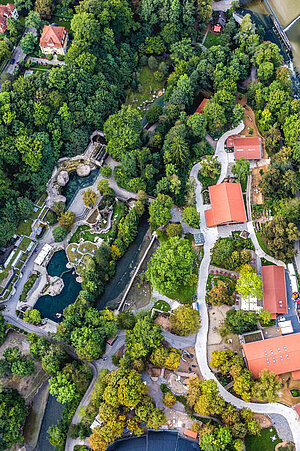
[255,230,270,254]
[30,206,41,220]
[166,282,196,304]
[153,300,170,312]
[290,389,300,397]
[78,241,97,254]
[204,31,221,48]
[16,219,33,237]
[126,66,164,106]
[70,224,90,244]
[245,427,281,451]
[0,270,9,286]
[18,237,33,252]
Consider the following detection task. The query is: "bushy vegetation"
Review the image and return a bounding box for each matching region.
[210,237,254,270]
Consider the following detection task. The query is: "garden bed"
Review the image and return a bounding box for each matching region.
[243,331,263,344]
[86,208,99,225]
[78,241,97,255]
[20,274,38,302]
[18,237,33,252]
[153,300,170,312]
[206,274,236,297]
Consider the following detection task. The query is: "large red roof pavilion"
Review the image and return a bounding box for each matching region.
[261,265,288,319]
[205,183,247,227]
[243,333,300,379]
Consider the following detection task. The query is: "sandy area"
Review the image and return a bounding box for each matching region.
[254,413,273,429]
[251,164,269,205]
[154,314,172,331]
[207,305,243,363]
[0,330,48,404]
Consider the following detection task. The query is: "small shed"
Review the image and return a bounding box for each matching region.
[184,429,198,440]
[194,233,205,246]
[212,11,226,33]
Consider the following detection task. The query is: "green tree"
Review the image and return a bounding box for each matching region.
[225,309,257,335]
[34,0,54,19]
[147,408,166,429]
[125,317,164,359]
[104,106,142,161]
[262,216,299,260]
[0,388,26,450]
[236,265,263,300]
[23,308,41,325]
[146,237,195,295]
[58,211,75,232]
[101,165,112,178]
[83,189,97,208]
[163,391,176,407]
[52,225,68,242]
[145,105,163,124]
[0,41,11,65]
[47,422,65,447]
[200,425,233,451]
[20,32,37,54]
[97,179,111,196]
[149,193,173,230]
[181,206,200,228]
[163,134,190,167]
[24,10,42,29]
[16,135,43,171]
[170,305,200,336]
[252,369,282,402]
[232,157,250,186]
[49,373,78,404]
[11,359,35,378]
[259,309,273,326]
[166,223,183,238]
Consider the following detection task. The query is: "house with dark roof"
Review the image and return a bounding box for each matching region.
[242,333,300,380]
[39,24,68,56]
[261,265,288,319]
[211,11,226,33]
[0,3,18,33]
[205,183,247,227]
[227,135,262,160]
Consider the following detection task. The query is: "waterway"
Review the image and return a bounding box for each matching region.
[62,168,100,209]
[35,394,64,451]
[35,250,81,322]
[107,431,200,450]
[95,213,150,310]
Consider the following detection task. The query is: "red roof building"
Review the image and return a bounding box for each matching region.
[242,333,300,379]
[261,265,288,319]
[227,135,262,160]
[0,4,18,33]
[195,98,209,114]
[205,183,247,227]
[39,25,68,55]
[184,429,198,440]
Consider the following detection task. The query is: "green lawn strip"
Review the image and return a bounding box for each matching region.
[0,270,9,286]
[18,236,33,252]
[19,274,38,302]
[30,206,41,220]
[36,192,47,207]
[245,427,281,451]
[204,31,221,48]
[126,66,164,106]
[255,231,271,254]
[38,205,48,220]
[70,224,90,244]
[153,300,170,312]
[16,218,34,236]
[166,283,196,304]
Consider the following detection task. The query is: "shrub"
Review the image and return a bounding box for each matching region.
[101,165,112,178]
[163,391,176,407]
[57,54,64,61]
[153,70,164,81]
[145,105,163,124]
[53,225,68,242]
[148,56,158,71]
[46,54,53,60]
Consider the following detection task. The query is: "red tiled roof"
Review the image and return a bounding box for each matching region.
[213,25,221,33]
[184,429,198,439]
[205,183,247,227]
[40,25,67,49]
[243,333,300,378]
[261,266,288,319]
[232,136,261,160]
[292,370,300,380]
[0,3,15,33]
[195,98,209,114]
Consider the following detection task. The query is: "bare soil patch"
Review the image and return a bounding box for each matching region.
[0,330,48,404]
[251,164,269,205]
[254,413,272,429]
[154,314,171,331]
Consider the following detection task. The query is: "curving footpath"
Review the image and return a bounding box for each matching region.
[191,125,300,449]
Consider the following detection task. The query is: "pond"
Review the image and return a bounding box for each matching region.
[35,250,81,322]
[107,431,201,450]
[62,168,100,209]
[35,394,64,451]
[95,213,150,310]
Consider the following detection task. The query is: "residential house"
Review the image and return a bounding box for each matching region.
[39,24,68,56]
[0,4,18,33]
[205,182,247,227]
[242,333,300,380]
[227,135,262,160]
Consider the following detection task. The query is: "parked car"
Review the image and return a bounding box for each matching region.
[10,58,15,64]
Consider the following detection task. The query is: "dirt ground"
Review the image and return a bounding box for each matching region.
[254,413,273,429]
[279,372,300,406]
[154,314,171,331]
[251,164,269,205]
[0,330,48,404]
[207,305,243,363]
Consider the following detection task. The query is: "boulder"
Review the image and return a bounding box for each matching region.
[56,170,69,186]
[77,164,91,177]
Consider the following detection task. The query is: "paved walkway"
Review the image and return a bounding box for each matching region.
[215,122,245,184]
[30,56,66,66]
[190,124,300,449]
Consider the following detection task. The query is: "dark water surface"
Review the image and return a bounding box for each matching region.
[62,168,99,208]
[95,213,150,310]
[35,250,81,322]
[35,394,64,451]
[107,431,201,451]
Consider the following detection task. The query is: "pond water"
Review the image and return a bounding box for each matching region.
[35,250,81,322]
[62,168,100,209]
[107,431,200,450]
[35,394,64,451]
[95,213,150,310]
